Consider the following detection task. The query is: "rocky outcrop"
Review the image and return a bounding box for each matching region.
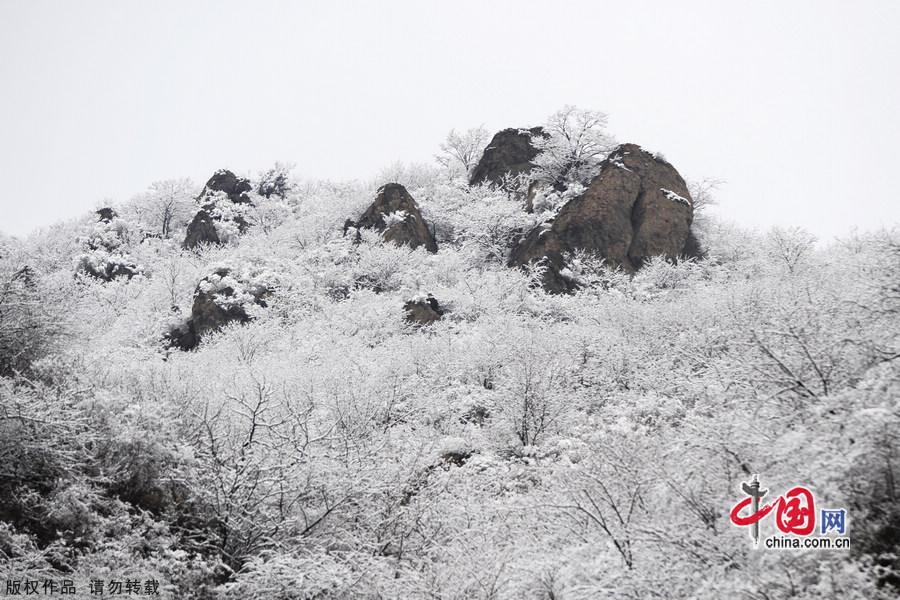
[183,170,253,249]
[96,207,117,223]
[469,127,545,187]
[198,169,253,205]
[184,219,218,250]
[404,294,444,326]
[182,209,221,249]
[166,267,270,350]
[509,144,697,293]
[348,184,438,253]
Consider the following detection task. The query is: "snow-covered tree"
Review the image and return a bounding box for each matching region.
[435,126,491,180]
[123,178,197,239]
[532,105,616,189]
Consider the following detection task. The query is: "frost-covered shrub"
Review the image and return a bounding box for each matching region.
[375,160,441,193]
[291,179,374,247]
[203,191,253,244]
[75,250,141,281]
[436,126,492,183]
[255,162,295,201]
[243,198,293,236]
[558,249,632,296]
[353,234,427,293]
[302,229,429,297]
[198,262,278,313]
[423,182,539,261]
[528,181,585,218]
[631,255,704,300]
[74,216,142,281]
[382,210,408,228]
[0,263,68,377]
[765,225,817,275]
[120,178,197,239]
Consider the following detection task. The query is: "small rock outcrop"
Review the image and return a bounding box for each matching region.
[199,169,253,205]
[469,127,545,187]
[166,267,270,350]
[509,144,697,293]
[183,170,253,249]
[96,207,118,223]
[348,184,437,253]
[404,294,444,326]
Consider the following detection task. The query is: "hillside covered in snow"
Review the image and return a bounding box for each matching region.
[1,108,898,599]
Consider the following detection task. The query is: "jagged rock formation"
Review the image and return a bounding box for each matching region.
[404,294,444,326]
[183,170,253,249]
[198,169,253,205]
[469,127,545,187]
[509,144,697,293]
[166,267,269,350]
[348,183,438,253]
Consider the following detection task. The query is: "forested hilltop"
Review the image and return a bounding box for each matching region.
[1,108,898,599]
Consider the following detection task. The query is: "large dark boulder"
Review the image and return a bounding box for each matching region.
[349,183,437,253]
[469,127,545,187]
[190,277,257,337]
[509,144,697,293]
[182,209,220,249]
[165,268,269,350]
[183,170,253,249]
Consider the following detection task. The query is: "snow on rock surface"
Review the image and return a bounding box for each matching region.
[508,143,699,293]
[347,183,438,253]
[183,170,254,249]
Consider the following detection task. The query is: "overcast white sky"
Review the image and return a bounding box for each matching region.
[1,1,898,239]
